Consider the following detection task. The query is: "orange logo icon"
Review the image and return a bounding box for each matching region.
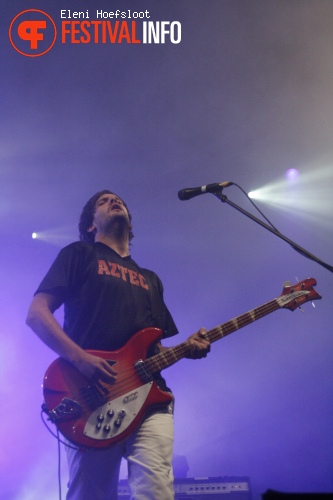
[9,9,57,57]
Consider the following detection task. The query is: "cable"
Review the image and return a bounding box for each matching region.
[40,408,78,450]
[57,428,62,500]
[40,409,79,500]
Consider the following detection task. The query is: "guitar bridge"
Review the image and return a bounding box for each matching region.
[134,360,153,383]
[43,397,82,423]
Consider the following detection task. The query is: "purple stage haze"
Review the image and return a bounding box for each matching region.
[1,1,333,499]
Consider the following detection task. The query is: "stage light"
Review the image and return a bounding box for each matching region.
[247,165,333,228]
[30,226,76,246]
[286,168,300,181]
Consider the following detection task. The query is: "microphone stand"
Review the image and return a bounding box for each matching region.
[213,189,333,274]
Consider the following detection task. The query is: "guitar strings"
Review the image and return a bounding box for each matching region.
[60,298,281,409]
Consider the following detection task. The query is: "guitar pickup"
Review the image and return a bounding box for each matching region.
[80,381,108,410]
[134,360,153,383]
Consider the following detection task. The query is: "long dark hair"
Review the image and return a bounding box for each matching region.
[78,190,134,244]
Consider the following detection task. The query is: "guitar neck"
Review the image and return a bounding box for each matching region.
[145,297,281,375]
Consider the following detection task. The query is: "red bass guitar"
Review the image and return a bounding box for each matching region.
[42,278,321,449]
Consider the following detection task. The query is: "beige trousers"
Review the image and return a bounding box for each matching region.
[66,409,174,500]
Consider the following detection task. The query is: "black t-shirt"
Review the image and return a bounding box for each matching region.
[36,241,178,390]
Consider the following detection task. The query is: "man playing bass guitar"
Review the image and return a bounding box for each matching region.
[26,190,210,500]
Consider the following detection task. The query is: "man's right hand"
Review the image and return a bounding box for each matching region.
[72,351,117,383]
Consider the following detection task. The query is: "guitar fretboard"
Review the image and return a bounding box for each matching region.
[145,297,281,374]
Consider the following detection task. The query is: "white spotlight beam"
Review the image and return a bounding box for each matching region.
[31,226,76,246]
[248,165,333,226]
[214,183,333,274]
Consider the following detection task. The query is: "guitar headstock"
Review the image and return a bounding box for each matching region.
[277,278,322,311]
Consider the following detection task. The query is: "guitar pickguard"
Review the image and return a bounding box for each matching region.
[83,382,153,441]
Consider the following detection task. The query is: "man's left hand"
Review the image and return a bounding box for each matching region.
[186,328,210,359]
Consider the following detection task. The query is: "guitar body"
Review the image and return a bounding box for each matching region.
[43,327,173,449]
[42,278,321,450]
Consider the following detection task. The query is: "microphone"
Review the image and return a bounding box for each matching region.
[178,181,233,201]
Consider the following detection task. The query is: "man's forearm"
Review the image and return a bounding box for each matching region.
[26,293,117,381]
[26,294,84,364]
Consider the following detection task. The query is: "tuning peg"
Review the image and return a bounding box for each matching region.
[311,302,316,308]
[298,306,304,313]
